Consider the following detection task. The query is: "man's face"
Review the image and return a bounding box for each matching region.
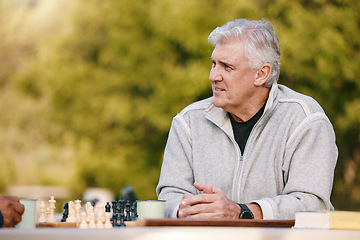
[209,39,258,114]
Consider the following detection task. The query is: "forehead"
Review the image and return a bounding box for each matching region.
[211,39,246,63]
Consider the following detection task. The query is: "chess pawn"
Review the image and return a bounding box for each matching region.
[96,217,104,229]
[38,201,46,223]
[105,202,111,213]
[45,208,50,222]
[118,212,126,227]
[96,205,105,228]
[104,212,112,229]
[96,220,104,229]
[88,212,96,228]
[133,201,138,218]
[130,206,136,221]
[79,212,88,229]
[85,202,92,222]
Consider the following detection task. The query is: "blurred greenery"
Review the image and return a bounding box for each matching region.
[0,0,359,209]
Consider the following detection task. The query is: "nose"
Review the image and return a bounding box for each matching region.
[209,65,222,83]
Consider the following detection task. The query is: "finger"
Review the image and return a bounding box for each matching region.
[178,209,186,218]
[209,186,225,195]
[12,202,25,215]
[178,198,196,219]
[182,193,194,200]
[194,182,214,194]
[179,195,198,211]
[180,201,217,218]
[179,193,194,209]
[186,212,221,219]
[1,195,20,203]
[12,212,23,226]
[181,193,216,207]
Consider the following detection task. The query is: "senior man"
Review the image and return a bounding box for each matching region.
[156,18,338,220]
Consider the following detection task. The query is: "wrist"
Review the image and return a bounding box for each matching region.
[248,203,263,219]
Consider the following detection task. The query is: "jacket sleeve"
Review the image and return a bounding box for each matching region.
[254,113,338,219]
[0,210,3,228]
[156,114,197,218]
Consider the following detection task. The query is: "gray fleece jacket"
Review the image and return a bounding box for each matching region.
[156,84,338,220]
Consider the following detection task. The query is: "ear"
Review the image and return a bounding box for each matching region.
[254,64,272,87]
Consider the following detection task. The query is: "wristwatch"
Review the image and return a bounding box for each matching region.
[238,203,254,219]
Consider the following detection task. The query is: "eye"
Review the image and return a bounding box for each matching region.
[224,64,232,71]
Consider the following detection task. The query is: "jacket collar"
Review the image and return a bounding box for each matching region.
[204,83,279,130]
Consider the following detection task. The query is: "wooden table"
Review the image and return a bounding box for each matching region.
[1,225,360,240]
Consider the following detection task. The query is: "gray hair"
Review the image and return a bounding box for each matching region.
[208,19,280,87]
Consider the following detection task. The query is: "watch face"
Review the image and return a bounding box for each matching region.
[240,211,254,219]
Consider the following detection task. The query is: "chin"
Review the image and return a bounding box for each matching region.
[212,98,225,109]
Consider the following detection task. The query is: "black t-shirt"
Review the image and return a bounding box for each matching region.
[229,104,265,155]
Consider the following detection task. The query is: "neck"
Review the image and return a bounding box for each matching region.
[230,87,269,123]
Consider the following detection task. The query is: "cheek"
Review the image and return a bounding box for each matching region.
[227,81,242,95]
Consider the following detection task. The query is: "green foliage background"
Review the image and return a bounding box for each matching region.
[0,0,359,209]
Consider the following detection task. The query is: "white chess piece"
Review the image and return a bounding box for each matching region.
[96,218,104,228]
[66,201,76,223]
[85,202,92,222]
[79,212,88,229]
[104,212,112,228]
[47,196,57,223]
[96,205,105,228]
[75,200,82,223]
[88,212,96,228]
[38,201,46,223]
[45,208,50,222]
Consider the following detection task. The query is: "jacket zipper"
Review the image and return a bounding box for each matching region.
[236,108,268,202]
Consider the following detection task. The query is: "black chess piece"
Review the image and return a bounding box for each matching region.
[111,200,118,223]
[119,197,125,213]
[125,201,131,221]
[118,212,126,227]
[116,203,122,226]
[130,206,136,221]
[133,201,138,218]
[61,202,69,222]
[105,202,111,213]
[112,212,118,227]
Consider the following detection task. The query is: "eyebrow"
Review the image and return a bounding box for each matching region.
[212,58,235,68]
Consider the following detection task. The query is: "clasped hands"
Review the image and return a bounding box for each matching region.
[178,182,262,219]
[177,182,241,219]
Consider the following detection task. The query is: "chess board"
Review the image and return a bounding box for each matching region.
[37,196,138,229]
[36,196,295,229]
[36,221,138,228]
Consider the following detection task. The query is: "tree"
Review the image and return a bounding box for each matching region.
[0,0,359,208]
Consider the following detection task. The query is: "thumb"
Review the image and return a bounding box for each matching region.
[194,182,214,194]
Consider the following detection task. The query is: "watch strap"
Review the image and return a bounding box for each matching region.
[238,203,254,219]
